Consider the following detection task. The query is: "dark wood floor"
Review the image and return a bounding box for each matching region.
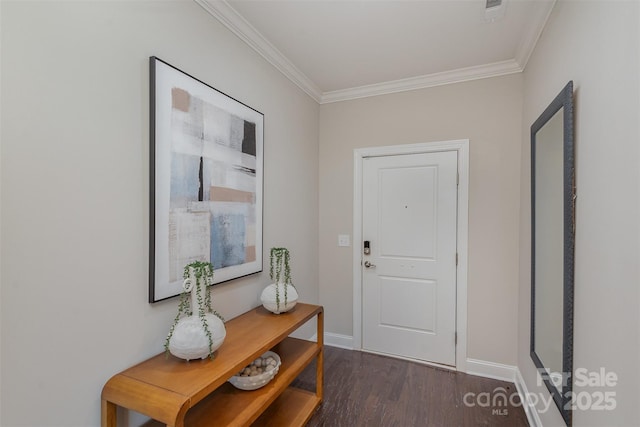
[292,346,529,427]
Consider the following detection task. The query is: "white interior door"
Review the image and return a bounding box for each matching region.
[362,151,458,366]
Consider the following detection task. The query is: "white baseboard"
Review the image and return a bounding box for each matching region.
[307,332,353,349]
[323,332,354,349]
[466,358,517,382]
[467,361,543,427]
[312,337,517,381]
[515,368,542,427]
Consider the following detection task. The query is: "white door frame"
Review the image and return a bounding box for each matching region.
[353,139,469,372]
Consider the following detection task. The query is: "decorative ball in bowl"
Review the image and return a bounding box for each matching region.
[228,351,281,391]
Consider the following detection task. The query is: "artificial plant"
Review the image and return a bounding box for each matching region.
[269,247,295,311]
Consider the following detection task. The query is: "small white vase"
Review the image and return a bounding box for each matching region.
[168,270,226,360]
[261,283,298,314]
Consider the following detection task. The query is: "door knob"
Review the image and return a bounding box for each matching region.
[364,261,376,268]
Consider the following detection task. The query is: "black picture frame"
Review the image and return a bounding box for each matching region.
[149,57,264,303]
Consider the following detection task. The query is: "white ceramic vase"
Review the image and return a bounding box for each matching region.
[168,271,226,360]
[261,283,298,314]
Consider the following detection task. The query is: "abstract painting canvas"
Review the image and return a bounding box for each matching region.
[149,57,263,302]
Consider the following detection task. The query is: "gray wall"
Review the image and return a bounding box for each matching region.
[0,1,319,425]
[318,74,523,365]
[518,1,640,425]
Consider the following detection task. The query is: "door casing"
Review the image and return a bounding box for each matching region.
[353,140,469,372]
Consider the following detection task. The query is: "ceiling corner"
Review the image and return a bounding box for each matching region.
[195,0,556,105]
[195,0,323,103]
[514,0,557,70]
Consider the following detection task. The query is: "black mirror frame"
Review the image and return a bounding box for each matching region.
[530,80,575,426]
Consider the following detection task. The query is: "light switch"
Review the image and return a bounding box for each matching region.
[338,234,350,247]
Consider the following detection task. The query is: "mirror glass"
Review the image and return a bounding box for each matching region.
[531,81,574,426]
[534,107,564,389]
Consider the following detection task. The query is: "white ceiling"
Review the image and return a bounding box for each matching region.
[196,0,556,103]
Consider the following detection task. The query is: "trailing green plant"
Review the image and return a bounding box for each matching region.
[270,247,295,311]
[165,261,224,359]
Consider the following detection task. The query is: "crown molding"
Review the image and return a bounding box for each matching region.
[320,59,523,104]
[514,0,557,69]
[197,0,554,105]
[195,0,323,103]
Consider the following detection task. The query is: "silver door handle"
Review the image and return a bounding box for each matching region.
[364,261,376,268]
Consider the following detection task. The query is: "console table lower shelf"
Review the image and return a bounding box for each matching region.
[171,338,320,426]
[102,303,324,427]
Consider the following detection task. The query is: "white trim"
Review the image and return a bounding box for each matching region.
[515,368,543,427]
[321,60,521,104]
[195,0,323,103]
[514,0,557,70]
[196,0,555,105]
[353,152,364,353]
[308,333,354,350]
[466,358,517,382]
[323,333,354,350]
[352,140,469,373]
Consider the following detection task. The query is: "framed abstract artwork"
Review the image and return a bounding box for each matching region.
[149,56,264,302]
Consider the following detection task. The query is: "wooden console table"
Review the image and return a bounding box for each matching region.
[102,303,323,427]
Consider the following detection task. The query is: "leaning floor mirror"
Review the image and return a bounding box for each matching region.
[530,81,575,426]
